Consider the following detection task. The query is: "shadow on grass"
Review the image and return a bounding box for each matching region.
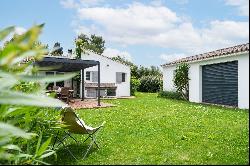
[46,143,97,165]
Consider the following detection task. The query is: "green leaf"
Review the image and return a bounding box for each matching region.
[39,150,55,159]
[0,70,18,90]
[2,144,22,151]
[16,153,33,158]
[0,90,67,107]
[35,132,43,155]
[34,159,50,165]
[0,122,35,139]
[0,26,15,41]
[18,72,77,83]
[37,137,52,157]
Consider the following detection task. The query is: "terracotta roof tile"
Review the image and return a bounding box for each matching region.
[161,43,249,67]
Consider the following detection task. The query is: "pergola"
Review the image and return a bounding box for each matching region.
[35,56,101,106]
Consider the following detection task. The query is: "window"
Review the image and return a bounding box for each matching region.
[45,71,54,75]
[56,72,64,87]
[86,71,91,81]
[116,72,126,83]
[91,71,98,82]
[122,73,126,82]
[45,72,54,89]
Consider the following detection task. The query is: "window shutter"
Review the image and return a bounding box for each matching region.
[116,72,122,83]
[92,71,98,82]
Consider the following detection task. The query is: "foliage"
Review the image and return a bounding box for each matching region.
[137,65,162,78]
[12,82,41,93]
[138,75,162,92]
[111,56,163,93]
[130,77,140,96]
[75,33,105,58]
[157,90,184,100]
[0,25,76,164]
[48,93,248,165]
[50,42,63,56]
[173,63,190,100]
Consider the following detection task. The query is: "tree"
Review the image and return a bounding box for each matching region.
[90,34,105,54]
[173,63,190,100]
[74,33,105,58]
[50,42,63,56]
[111,56,163,93]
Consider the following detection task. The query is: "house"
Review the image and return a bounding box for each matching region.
[34,55,102,105]
[35,49,130,99]
[161,43,249,109]
[80,51,131,98]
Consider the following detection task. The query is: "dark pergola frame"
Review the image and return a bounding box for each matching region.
[35,56,101,106]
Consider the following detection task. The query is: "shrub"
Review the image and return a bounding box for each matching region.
[173,63,190,100]
[158,90,184,100]
[130,77,140,96]
[138,75,162,93]
[0,25,76,165]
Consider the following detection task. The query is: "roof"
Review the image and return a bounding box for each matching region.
[161,43,249,67]
[84,50,131,67]
[34,56,99,72]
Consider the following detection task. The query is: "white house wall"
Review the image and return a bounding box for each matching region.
[81,52,131,97]
[163,52,249,109]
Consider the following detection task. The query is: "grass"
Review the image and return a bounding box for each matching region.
[48,92,249,165]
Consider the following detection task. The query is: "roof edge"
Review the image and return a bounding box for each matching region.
[161,43,249,67]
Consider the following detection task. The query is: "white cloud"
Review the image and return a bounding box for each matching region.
[66,1,249,63]
[14,27,27,35]
[60,0,104,8]
[60,0,79,9]
[225,0,249,16]
[160,53,187,62]
[0,26,27,47]
[79,0,104,7]
[103,48,132,61]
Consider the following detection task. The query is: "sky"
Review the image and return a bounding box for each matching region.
[0,0,249,67]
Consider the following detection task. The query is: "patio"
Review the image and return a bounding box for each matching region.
[69,99,114,109]
[35,56,102,106]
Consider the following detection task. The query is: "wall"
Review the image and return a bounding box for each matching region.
[162,52,249,109]
[81,52,131,97]
[162,65,176,91]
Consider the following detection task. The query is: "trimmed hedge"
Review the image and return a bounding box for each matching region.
[158,90,184,100]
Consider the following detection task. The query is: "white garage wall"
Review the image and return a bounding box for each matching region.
[162,65,177,92]
[238,54,249,109]
[163,52,249,109]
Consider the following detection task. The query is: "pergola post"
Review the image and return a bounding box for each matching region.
[81,69,85,101]
[97,62,101,106]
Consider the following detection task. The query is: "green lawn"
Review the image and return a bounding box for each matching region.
[49,93,249,165]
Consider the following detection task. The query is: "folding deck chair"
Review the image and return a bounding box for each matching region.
[52,106,105,159]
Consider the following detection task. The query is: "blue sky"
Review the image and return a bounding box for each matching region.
[0,0,249,66]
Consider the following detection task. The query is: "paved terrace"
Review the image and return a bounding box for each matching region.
[69,99,114,109]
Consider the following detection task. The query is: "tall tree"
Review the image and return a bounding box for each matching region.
[50,42,63,56]
[89,34,105,55]
[75,33,105,58]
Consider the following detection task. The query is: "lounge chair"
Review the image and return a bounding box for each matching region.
[52,106,105,159]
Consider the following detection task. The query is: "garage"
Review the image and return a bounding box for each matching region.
[202,61,238,107]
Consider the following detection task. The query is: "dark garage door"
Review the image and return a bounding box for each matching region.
[202,61,238,107]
